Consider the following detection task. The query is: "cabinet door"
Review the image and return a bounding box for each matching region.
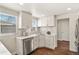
[38,17,47,27]
[45,36,50,48]
[45,36,54,49]
[16,39,23,55]
[49,37,54,49]
[42,17,47,26]
[32,36,39,50]
[53,35,57,48]
[48,16,55,26]
[39,35,45,47]
[38,18,42,27]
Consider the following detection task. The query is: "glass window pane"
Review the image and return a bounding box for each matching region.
[0,13,16,33]
[32,19,38,27]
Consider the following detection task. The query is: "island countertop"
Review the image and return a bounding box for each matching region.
[16,34,38,40]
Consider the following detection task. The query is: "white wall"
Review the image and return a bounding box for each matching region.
[0,34,16,54]
[18,11,32,28]
[56,12,79,52]
[0,6,32,54]
[21,11,32,28]
[0,6,19,54]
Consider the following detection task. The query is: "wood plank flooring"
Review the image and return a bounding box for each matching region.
[31,40,78,55]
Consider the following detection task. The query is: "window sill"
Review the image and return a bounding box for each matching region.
[0,33,16,36]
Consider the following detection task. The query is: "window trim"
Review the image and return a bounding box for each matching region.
[0,12,17,34]
[0,33,16,36]
[32,18,38,27]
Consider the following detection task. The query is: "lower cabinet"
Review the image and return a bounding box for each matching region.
[49,37,55,49]
[16,39,23,55]
[45,36,54,49]
[16,35,57,54]
[38,35,45,47]
[32,35,45,50]
[32,36,39,50]
[32,35,56,50]
[16,38,33,55]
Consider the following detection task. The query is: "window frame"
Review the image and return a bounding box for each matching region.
[0,12,17,34]
[32,18,38,27]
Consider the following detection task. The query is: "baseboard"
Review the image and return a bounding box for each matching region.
[70,48,78,53]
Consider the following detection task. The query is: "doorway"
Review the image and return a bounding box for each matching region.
[57,18,69,51]
[57,18,69,41]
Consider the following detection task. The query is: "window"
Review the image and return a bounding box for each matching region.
[0,13,16,33]
[32,18,38,27]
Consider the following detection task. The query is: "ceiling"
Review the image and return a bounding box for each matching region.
[0,3,79,17]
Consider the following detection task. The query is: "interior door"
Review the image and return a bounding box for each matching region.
[57,19,69,41]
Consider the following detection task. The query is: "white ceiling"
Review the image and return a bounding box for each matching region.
[0,3,79,17]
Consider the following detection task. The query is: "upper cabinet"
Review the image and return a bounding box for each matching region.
[38,17,47,26]
[32,17,38,27]
[47,16,55,26]
[38,18,42,26]
[38,16,55,27]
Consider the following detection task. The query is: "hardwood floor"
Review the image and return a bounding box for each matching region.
[31,40,78,55]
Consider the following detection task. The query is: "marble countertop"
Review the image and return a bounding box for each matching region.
[16,34,38,40]
[0,41,11,55]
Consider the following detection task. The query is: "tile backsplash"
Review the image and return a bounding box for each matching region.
[38,26,56,36]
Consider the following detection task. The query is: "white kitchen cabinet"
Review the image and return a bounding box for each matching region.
[16,34,37,55]
[32,35,55,51]
[38,16,55,27]
[16,38,33,55]
[45,36,54,49]
[47,16,55,26]
[53,35,57,48]
[32,35,45,50]
[16,39,23,55]
[32,35,56,50]
[38,17,47,27]
[49,37,54,49]
[45,37,50,48]
[32,36,39,50]
[38,35,46,47]
[42,17,47,26]
[35,35,55,49]
[38,18,42,26]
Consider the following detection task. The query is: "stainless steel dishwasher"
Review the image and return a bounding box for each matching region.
[23,38,33,55]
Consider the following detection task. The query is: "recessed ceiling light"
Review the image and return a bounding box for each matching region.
[67,8,72,11]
